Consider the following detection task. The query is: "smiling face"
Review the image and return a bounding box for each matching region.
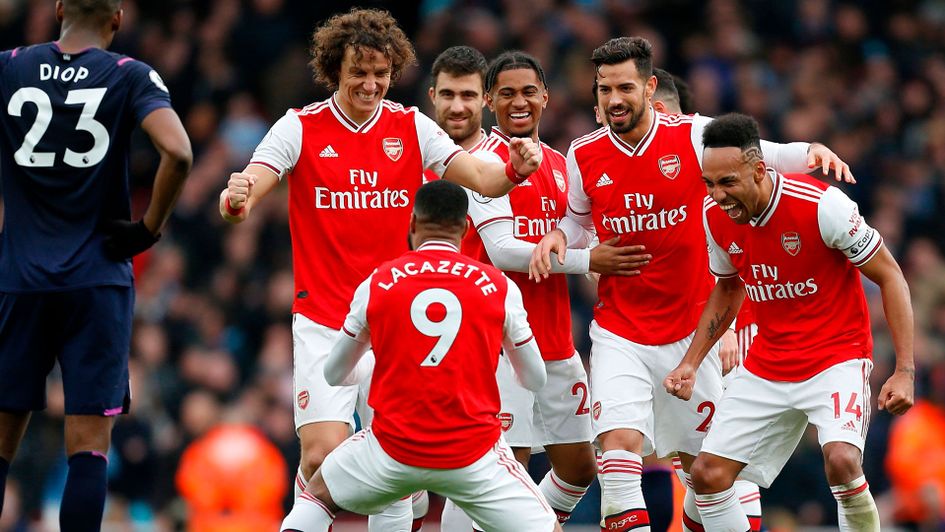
[429,72,484,147]
[595,59,655,136]
[702,146,771,224]
[335,46,391,124]
[487,68,547,140]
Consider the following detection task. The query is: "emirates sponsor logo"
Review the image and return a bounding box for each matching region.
[553,169,566,192]
[297,390,310,410]
[592,401,602,420]
[781,232,801,256]
[383,138,403,161]
[658,154,681,180]
[498,412,514,431]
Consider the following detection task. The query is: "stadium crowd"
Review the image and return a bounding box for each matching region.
[1,0,944,529]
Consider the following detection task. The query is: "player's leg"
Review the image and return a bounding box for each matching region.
[534,353,597,525]
[433,437,560,532]
[0,411,30,516]
[0,291,58,516]
[410,490,429,531]
[650,332,724,532]
[440,497,475,532]
[284,429,414,532]
[806,359,878,531]
[734,479,762,531]
[641,454,674,532]
[292,314,360,493]
[57,286,134,532]
[694,366,808,532]
[590,322,655,532]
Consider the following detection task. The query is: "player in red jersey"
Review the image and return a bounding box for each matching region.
[219,9,541,530]
[280,180,560,532]
[530,37,853,531]
[445,51,646,530]
[664,113,914,531]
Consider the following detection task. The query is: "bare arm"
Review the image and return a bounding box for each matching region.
[140,108,192,234]
[859,245,915,415]
[218,165,280,223]
[442,137,541,197]
[664,276,745,400]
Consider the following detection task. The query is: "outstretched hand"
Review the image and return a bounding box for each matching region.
[807,143,855,184]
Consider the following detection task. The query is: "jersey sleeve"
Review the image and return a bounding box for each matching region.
[502,277,534,347]
[340,273,373,343]
[248,110,302,179]
[817,186,883,267]
[704,207,738,278]
[414,111,464,177]
[562,146,596,247]
[122,59,173,124]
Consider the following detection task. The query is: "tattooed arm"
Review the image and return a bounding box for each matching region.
[663,276,746,400]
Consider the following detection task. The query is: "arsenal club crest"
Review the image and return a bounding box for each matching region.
[658,154,681,180]
[383,138,403,161]
[592,401,602,420]
[781,232,801,256]
[552,169,567,192]
[297,390,310,410]
[497,412,514,431]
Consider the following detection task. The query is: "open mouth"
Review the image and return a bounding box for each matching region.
[608,107,630,121]
[719,202,744,220]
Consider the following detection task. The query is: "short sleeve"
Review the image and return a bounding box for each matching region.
[341,273,374,342]
[502,277,534,347]
[122,59,172,124]
[565,146,591,216]
[248,110,302,179]
[414,111,463,177]
[704,206,738,277]
[690,114,713,167]
[818,186,883,267]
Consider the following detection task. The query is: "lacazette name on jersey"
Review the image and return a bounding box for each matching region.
[313,169,411,210]
[376,258,499,296]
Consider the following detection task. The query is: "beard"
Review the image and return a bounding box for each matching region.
[608,103,645,134]
[443,115,478,144]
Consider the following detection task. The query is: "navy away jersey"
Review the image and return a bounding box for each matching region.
[0,42,171,291]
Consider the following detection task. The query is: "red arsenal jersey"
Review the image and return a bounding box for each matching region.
[461,128,574,360]
[248,96,463,329]
[705,171,880,381]
[567,114,714,345]
[341,241,534,468]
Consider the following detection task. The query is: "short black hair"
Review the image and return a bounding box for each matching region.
[62,0,121,24]
[432,46,487,90]
[671,74,694,114]
[652,68,680,109]
[702,113,762,152]
[413,180,468,228]
[591,37,653,79]
[485,50,546,93]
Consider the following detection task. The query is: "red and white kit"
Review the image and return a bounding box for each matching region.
[248,95,463,429]
[701,170,881,487]
[560,111,812,455]
[463,127,592,448]
[320,241,554,531]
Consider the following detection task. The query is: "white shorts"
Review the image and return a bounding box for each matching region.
[496,352,593,449]
[293,313,363,430]
[322,429,557,532]
[701,359,873,488]
[588,321,724,458]
[724,324,759,388]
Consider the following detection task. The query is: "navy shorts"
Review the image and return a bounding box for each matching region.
[0,286,133,415]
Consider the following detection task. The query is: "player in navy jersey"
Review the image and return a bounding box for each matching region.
[0,1,191,529]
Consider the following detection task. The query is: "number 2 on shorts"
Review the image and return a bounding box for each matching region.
[410,288,462,367]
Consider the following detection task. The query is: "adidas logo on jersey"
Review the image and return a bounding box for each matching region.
[518,178,533,186]
[596,173,614,187]
[840,420,857,432]
[319,145,339,158]
[728,242,744,254]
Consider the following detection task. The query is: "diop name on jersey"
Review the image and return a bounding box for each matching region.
[39,64,89,83]
[313,186,410,209]
[377,260,498,296]
[601,205,687,234]
[745,277,819,303]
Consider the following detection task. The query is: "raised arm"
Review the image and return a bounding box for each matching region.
[442,137,541,197]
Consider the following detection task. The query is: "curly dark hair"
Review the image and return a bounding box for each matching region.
[591,37,653,79]
[702,113,762,152]
[309,8,417,90]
